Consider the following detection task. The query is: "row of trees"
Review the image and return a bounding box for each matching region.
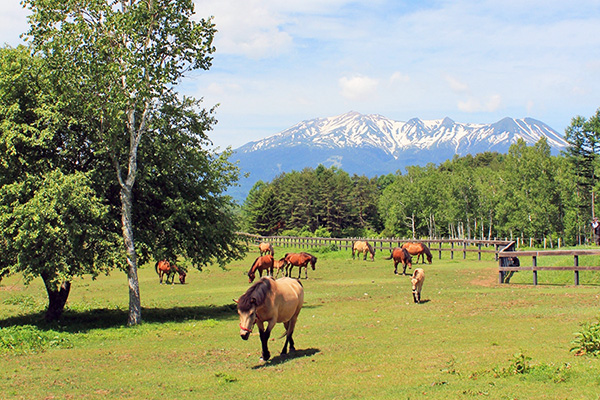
[243,110,600,246]
[0,1,245,323]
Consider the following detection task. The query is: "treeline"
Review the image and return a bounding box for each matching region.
[242,111,600,246]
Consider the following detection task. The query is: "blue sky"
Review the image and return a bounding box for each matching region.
[2,0,600,149]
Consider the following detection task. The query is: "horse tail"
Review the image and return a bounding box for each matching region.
[155,261,160,275]
[384,252,393,260]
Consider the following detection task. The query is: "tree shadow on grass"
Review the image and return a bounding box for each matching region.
[252,348,321,369]
[0,303,238,333]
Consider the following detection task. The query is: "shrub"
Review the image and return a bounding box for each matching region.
[571,319,600,356]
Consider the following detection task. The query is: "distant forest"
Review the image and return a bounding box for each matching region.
[241,110,600,246]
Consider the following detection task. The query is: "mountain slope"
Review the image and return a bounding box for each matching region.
[229,111,567,201]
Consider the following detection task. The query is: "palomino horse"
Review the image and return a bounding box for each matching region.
[411,268,425,304]
[352,240,375,261]
[283,252,317,279]
[248,255,274,283]
[259,242,274,256]
[384,247,413,275]
[402,242,433,264]
[155,260,187,284]
[236,276,304,361]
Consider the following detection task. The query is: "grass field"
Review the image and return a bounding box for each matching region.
[1,246,600,399]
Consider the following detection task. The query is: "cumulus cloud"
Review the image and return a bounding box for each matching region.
[458,94,502,112]
[339,75,379,100]
[195,0,293,58]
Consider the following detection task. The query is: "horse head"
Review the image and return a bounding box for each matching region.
[237,303,256,340]
[178,271,187,284]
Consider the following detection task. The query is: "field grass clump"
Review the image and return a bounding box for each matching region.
[0,325,72,354]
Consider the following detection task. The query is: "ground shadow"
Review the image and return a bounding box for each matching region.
[252,347,321,369]
[0,303,238,333]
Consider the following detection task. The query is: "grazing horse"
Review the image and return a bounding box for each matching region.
[274,258,287,278]
[283,252,317,279]
[411,268,425,304]
[352,240,375,261]
[384,247,413,275]
[402,242,433,264]
[248,255,274,283]
[236,276,304,361]
[155,260,187,284]
[259,242,274,256]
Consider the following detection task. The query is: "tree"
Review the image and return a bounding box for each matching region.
[24,0,230,325]
[0,46,120,321]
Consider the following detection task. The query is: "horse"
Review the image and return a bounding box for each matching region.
[259,242,274,256]
[155,260,187,284]
[352,240,375,261]
[411,268,425,304]
[248,255,274,283]
[384,247,413,275]
[283,252,317,279]
[402,242,433,264]
[273,258,287,278]
[236,276,304,361]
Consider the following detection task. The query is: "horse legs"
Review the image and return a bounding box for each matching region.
[413,290,421,303]
[403,263,408,275]
[394,261,399,275]
[281,319,297,355]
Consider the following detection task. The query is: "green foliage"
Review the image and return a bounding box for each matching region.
[571,318,600,356]
[0,326,72,354]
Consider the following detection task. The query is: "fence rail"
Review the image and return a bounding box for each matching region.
[498,246,600,285]
[238,233,512,261]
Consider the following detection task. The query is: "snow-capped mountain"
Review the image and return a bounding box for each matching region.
[230,111,567,201]
[237,111,566,157]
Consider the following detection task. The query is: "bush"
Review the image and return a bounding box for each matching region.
[571,319,600,356]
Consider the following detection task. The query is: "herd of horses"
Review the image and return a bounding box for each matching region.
[154,239,431,362]
[235,239,431,361]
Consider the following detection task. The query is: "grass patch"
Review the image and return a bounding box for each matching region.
[0,246,599,399]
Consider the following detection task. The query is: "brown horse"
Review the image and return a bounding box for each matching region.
[384,247,413,275]
[259,242,274,256]
[274,258,287,278]
[352,240,375,261]
[236,276,304,361]
[283,252,317,279]
[248,255,274,283]
[155,260,187,284]
[411,268,425,303]
[402,242,433,264]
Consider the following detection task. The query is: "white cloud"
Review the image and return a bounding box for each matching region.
[339,75,379,100]
[458,95,502,113]
[445,75,470,93]
[390,71,410,84]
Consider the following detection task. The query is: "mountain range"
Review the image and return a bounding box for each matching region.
[229,111,568,201]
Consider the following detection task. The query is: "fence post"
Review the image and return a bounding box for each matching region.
[463,241,467,259]
[574,255,579,286]
[532,255,538,285]
[451,241,454,259]
[478,243,482,261]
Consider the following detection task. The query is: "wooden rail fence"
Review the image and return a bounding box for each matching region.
[238,233,512,262]
[498,242,600,285]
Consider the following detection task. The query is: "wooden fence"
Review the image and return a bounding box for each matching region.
[498,242,600,285]
[238,233,512,262]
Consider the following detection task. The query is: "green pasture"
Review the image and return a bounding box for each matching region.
[1,246,600,399]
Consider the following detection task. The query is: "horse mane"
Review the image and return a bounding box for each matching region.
[237,278,272,312]
[402,247,412,261]
[367,242,374,254]
[248,257,260,274]
[422,243,432,256]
